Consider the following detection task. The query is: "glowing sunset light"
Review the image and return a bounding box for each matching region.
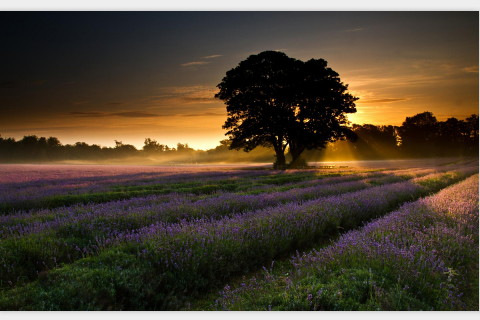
[0,11,477,150]
[0,6,478,311]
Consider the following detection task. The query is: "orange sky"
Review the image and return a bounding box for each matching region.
[0,12,478,150]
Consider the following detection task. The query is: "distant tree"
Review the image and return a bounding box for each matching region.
[464,114,479,155]
[351,124,399,159]
[46,137,61,148]
[465,114,479,137]
[114,140,123,148]
[398,111,439,156]
[143,138,165,153]
[113,140,137,157]
[437,117,466,156]
[0,135,16,161]
[176,143,193,153]
[18,135,40,159]
[45,136,62,159]
[214,139,231,152]
[216,51,358,169]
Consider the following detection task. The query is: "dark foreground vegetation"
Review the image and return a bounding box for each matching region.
[0,112,478,164]
[0,159,477,310]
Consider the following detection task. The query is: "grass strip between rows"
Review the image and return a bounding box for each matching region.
[0,170,424,288]
[210,175,479,311]
[0,170,360,214]
[0,167,476,310]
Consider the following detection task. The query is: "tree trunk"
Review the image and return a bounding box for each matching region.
[289,146,306,168]
[273,147,287,170]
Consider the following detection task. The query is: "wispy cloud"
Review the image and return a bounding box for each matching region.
[68,112,103,117]
[343,27,363,33]
[360,98,408,104]
[181,54,222,67]
[180,61,210,67]
[149,85,218,105]
[181,112,224,117]
[114,112,159,118]
[67,111,160,118]
[463,65,479,73]
[202,54,222,59]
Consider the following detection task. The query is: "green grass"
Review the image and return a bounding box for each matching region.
[1,169,474,310]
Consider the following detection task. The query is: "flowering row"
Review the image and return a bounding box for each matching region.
[0,168,425,288]
[0,168,431,239]
[0,166,366,213]
[0,167,475,310]
[213,174,479,310]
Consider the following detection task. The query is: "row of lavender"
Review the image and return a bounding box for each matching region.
[0,167,432,289]
[213,174,479,310]
[0,162,453,212]
[0,165,476,310]
[0,167,433,238]
[0,165,289,207]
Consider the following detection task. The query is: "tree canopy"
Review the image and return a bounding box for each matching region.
[215,51,358,168]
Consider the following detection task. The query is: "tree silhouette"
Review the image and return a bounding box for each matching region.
[216,51,358,168]
[464,114,479,155]
[399,111,439,156]
[143,138,165,153]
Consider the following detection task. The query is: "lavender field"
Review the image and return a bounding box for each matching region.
[0,159,478,310]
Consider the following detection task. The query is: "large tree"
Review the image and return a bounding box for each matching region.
[216,51,358,168]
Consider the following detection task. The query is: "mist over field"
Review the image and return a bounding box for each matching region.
[1,111,478,166]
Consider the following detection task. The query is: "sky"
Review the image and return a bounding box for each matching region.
[0,11,478,150]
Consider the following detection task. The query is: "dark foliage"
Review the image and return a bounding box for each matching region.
[0,112,477,163]
[216,51,358,168]
[398,112,479,157]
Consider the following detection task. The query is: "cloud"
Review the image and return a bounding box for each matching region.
[181,54,222,67]
[463,66,479,73]
[67,111,160,118]
[202,54,222,59]
[181,112,225,117]
[360,98,408,104]
[107,101,126,106]
[180,61,210,67]
[114,112,158,118]
[150,85,218,105]
[68,111,105,117]
[343,27,363,33]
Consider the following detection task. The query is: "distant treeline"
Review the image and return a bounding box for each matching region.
[309,112,479,161]
[0,112,478,163]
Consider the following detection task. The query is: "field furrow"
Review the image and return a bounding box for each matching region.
[209,174,479,311]
[0,168,433,238]
[0,168,428,288]
[0,165,448,214]
[0,165,475,310]
[0,168,370,213]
